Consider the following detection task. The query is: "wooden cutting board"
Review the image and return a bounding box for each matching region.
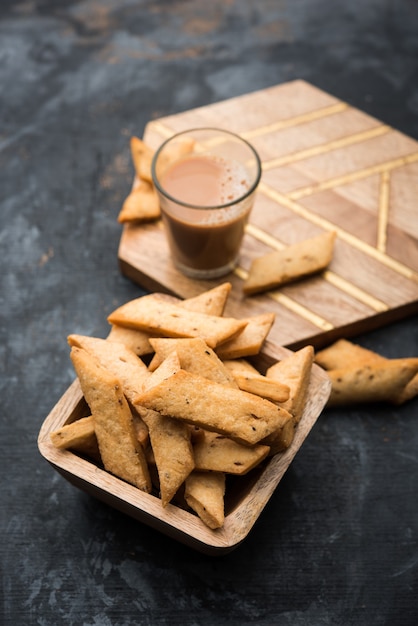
[118,80,418,350]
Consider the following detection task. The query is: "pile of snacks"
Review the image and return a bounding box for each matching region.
[50,283,315,529]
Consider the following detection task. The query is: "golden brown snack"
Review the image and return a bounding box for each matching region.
[327,359,418,406]
[130,136,154,182]
[140,409,194,507]
[184,471,226,529]
[180,282,232,316]
[70,347,151,492]
[243,231,336,295]
[67,334,150,405]
[266,345,314,423]
[216,313,275,359]
[315,339,384,370]
[107,324,154,356]
[118,181,160,223]
[135,369,292,446]
[231,373,290,403]
[107,294,247,349]
[148,337,237,387]
[50,415,100,461]
[193,430,270,475]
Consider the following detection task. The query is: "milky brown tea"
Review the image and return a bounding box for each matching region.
[152,129,261,280]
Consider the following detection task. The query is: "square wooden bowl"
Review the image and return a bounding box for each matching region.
[38,346,331,555]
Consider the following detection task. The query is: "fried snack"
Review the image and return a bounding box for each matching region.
[107,324,154,356]
[243,231,336,295]
[266,345,314,423]
[67,334,150,405]
[135,369,292,446]
[180,282,231,316]
[70,347,151,492]
[315,339,385,370]
[106,283,232,356]
[184,471,225,529]
[231,373,290,403]
[223,357,290,402]
[148,337,237,387]
[50,415,100,461]
[193,430,270,475]
[315,339,418,405]
[107,294,247,349]
[130,136,154,182]
[327,359,418,406]
[117,181,160,223]
[223,358,260,377]
[144,350,181,389]
[216,312,275,359]
[140,409,194,507]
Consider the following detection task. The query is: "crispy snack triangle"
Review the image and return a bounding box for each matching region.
[135,369,292,446]
[184,471,225,530]
[70,347,151,492]
[243,231,336,295]
[193,430,270,475]
[107,294,247,349]
[50,415,100,462]
[118,181,160,223]
[215,312,275,359]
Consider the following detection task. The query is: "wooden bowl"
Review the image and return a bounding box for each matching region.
[38,346,331,555]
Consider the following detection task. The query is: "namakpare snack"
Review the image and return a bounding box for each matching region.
[50,282,318,530]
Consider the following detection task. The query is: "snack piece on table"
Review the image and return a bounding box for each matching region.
[50,415,100,461]
[70,346,151,493]
[193,430,270,475]
[107,294,247,349]
[327,359,418,406]
[243,230,336,296]
[215,312,275,359]
[315,339,385,370]
[316,339,418,405]
[134,369,292,446]
[184,471,226,530]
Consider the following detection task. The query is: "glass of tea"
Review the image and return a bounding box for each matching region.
[151,128,262,279]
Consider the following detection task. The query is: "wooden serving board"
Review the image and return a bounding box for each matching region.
[118,80,418,349]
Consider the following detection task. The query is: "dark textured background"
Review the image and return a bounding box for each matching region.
[1,1,417,624]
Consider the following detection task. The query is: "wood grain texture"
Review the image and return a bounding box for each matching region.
[38,349,331,555]
[118,80,418,350]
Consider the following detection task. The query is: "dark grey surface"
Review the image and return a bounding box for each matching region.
[1,1,418,624]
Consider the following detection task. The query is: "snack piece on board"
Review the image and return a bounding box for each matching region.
[193,430,270,475]
[243,230,336,296]
[135,369,292,446]
[148,337,237,387]
[70,347,151,493]
[223,358,260,377]
[50,415,100,461]
[215,312,275,360]
[327,359,418,406]
[130,136,154,182]
[184,471,226,530]
[117,181,160,223]
[315,339,418,405]
[107,294,247,349]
